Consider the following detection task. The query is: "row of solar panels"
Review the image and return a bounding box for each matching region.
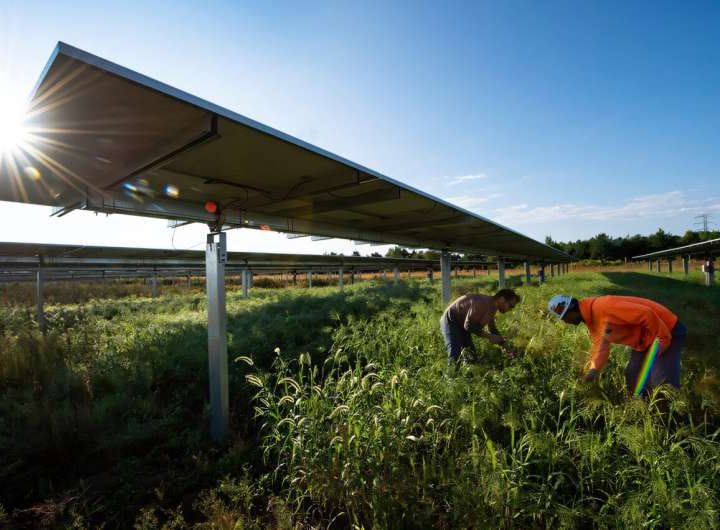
[633,238,720,260]
[0,42,571,262]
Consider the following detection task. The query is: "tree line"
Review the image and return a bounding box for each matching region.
[376,229,719,263]
[545,229,720,261]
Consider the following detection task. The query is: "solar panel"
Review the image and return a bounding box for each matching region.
[633,238,720,260]
[0,42,569,262]
[0,241,496,269]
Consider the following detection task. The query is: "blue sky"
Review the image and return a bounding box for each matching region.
[0,0,718,253]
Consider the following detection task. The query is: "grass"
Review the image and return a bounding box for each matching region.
[0,272,718,528]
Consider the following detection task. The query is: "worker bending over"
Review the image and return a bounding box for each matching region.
[440,289,520,364]
[547,294,686,393]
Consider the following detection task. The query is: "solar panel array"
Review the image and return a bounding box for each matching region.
[0,42,569,262]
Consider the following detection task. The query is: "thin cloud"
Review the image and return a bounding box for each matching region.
[445,173,488,186]
[490,191,720,226]
[445,193,505,210]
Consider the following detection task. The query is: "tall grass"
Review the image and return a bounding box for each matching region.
[0,273,718,528]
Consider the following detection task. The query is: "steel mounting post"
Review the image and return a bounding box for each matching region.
[206,231,229,442]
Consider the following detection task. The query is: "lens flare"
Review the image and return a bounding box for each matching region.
[163,184,180,198]
[0,103,29,155]
[633,337,661,396]
[23,166,41,181]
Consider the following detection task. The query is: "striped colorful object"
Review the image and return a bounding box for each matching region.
[633,337,661,396]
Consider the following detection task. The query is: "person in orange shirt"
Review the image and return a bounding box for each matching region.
[547,294,686,393]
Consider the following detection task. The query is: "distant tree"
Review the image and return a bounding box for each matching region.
[679,230,701,246]
[648,229,678,252]
[588,233,612,260]
[549,227,720,261]
[352,251,361,257]
[385,246,410,258]
[699,230,720,242]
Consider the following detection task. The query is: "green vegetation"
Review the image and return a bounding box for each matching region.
[384,228,720,262]
[0,273,718,528]
[545,228,720,261]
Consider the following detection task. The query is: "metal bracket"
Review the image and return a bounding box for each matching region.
[104,114,220,191]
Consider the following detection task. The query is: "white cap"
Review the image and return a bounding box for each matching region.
[547,295,573,319]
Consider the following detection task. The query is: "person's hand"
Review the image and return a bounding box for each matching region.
[488,334,505,345]
[582,368,599,383]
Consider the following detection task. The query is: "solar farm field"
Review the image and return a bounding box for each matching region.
[1,272,718,528]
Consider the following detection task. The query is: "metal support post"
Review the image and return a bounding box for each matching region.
[667,258,673,274]
[550,264,555,278]
[187,275,192,288]
[206,232,229,442]
[393,266,400,285]
[308,270,313,288]
[440,251,452,304]
[498,259,506,288]
[241,269,249,298]
[151,269,158,298]
[339,267,344,290]
[683,256,689,275]
[538,264,545,284]
[427,268,434,283]
[656,259,661,272]
[524,261,531,284]
[351,269,355,285]
[704,257,715,286]
[36,259,45,332]
[292,271,297,286]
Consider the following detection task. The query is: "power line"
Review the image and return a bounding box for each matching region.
[694,214,714,234]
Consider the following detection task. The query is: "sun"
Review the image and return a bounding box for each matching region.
[0,100,29,155]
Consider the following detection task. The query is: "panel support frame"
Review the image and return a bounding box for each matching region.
[206,231,229,443]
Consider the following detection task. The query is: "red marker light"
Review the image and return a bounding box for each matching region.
[204,200,219,214]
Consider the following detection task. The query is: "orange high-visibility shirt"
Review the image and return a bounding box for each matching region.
[578,296,678,371]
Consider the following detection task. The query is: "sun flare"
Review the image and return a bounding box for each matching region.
[0,99,29,155]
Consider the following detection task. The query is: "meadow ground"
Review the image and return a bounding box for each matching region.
[0,270,718,528]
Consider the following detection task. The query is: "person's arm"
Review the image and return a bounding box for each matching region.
[589,327,610,372]
[487,317,506,345]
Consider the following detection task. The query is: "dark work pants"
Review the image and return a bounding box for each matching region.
[626,321,686,394]
[440,312,475,363]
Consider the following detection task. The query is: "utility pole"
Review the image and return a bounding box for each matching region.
[694,214,714,236]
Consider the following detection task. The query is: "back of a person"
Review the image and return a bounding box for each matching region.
[445,293,495,323]
[440,290,520,364]
[590,295,677,329]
